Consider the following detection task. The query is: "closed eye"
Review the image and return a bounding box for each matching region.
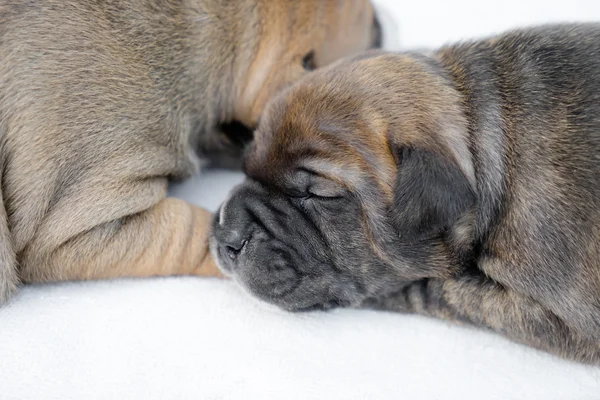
[293,166,347,200]
[291,188,346,204]
[286,189,344,201]
[306,188,345,200]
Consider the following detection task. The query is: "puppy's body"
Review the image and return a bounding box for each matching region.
[0,0,380,301]
[437,27,600,338]
[213,24,600,363]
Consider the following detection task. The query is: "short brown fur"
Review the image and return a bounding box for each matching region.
[0,0,380,302]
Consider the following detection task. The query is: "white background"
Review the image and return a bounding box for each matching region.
[2,1,600,399]
[386,0,600,50]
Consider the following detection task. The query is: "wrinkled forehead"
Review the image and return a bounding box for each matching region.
[243,85,396,195]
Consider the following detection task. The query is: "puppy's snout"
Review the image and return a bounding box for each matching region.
[371,13,383,49]
[212,194,256,272]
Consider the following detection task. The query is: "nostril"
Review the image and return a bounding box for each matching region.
[224,240,247,260]
[225,245,239,260]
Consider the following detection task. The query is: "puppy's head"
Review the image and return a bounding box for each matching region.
[232,0,383,132]
[211,53,476,311]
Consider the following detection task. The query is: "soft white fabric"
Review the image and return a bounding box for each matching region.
[2,278,600,400]
[2,1,600,399]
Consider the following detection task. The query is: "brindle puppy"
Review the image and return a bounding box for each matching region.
[212,24,600,364]
[0,0,382,303]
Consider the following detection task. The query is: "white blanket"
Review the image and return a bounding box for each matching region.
[2,1,600,398]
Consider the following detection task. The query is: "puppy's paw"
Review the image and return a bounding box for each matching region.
[360,279,447,315]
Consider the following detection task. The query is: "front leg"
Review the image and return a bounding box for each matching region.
[363,275,600,364]
[17,176,224,284]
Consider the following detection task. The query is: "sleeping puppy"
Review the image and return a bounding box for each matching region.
[212,23,600,364]
[0,0,382,302]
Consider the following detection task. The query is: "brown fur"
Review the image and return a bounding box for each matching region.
[0,0,380,302]
[212,25,600,364]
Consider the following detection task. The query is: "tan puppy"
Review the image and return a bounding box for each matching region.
[0,0,381,302]
[212,24,600,363]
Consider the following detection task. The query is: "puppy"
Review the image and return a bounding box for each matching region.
[0,0,381,302]
[212,24,600,364]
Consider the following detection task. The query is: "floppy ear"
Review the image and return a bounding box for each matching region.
[391,146,475,240]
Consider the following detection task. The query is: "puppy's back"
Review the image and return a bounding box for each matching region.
[438,23,600,139]
[436,23,600,226]
[438,23,600,334]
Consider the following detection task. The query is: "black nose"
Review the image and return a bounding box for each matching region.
[213,197,256,270]
[371,13,383,49]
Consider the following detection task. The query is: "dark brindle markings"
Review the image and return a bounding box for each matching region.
[212,23,600,364]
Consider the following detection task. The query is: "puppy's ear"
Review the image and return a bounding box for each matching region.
[391,146,475,240]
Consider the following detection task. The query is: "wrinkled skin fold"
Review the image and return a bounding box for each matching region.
[0,0,382,302]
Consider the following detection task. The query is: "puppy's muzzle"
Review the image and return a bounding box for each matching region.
[211,184,312,304]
